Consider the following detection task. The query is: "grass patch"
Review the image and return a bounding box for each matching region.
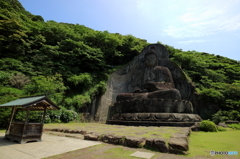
[98,147,139,159]
[187,129,240,158]
[44,123,182,141]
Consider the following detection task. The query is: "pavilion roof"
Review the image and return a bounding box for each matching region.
[0,95,60,110]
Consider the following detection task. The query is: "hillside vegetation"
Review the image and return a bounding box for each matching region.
[0,0,239,126]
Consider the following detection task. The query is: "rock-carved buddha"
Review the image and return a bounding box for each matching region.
[107,45,202,126]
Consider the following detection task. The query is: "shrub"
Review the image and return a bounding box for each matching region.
[200,120,218,132]
[60,108,77,123]
[227,124,240,130]
[47,106,77,123]
[212,110,240,124]
[47,109,61,123]
[217,126,227,131]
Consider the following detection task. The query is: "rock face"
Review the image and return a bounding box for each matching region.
[94,44,201,125]
[168,137,189,154]
[225,120,239,124]
[145,138,168,153]
[125,136,146,148]
[190,122,201,131]
[84,133,101,141]
[101,134,125,145]
[218,122,228,128]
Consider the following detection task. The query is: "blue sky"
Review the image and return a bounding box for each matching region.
[18,0,240,60]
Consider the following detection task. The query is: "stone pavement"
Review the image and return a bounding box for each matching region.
[0,133,101,159]
[130,151,155,159]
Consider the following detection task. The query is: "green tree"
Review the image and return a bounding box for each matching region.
[0,17,28,58]
[24,74,66,104]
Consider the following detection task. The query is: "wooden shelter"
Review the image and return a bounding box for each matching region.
[0,95,59,144]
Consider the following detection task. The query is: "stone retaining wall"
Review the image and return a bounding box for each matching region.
[44,127,191,155]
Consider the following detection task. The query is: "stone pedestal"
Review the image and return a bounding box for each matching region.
[107,113,201,127]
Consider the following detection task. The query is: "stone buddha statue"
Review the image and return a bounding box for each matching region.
[107,44,202,126]
[116,48,184,111]
[133,48,181,100]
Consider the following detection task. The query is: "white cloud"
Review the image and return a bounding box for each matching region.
[163,0,240,39]
[220,15,240,31]
[133,0,240,40]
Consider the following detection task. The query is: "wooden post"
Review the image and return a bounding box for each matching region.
[6,107,16,135]
[22,109,30,135]
[41,106,47,136]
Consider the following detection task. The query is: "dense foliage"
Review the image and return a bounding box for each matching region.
[168,48,240,120]
[0,0,239,126]
[0,0,148,126]
[212,110,240,124]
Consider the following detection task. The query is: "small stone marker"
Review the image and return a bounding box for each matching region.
[130,151,155,159]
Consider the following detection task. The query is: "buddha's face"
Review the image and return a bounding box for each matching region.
[145,53,157,67]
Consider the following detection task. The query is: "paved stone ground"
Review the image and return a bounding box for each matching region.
[0,133,101,159]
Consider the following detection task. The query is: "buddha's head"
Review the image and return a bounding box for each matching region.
[144,48,158,68]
